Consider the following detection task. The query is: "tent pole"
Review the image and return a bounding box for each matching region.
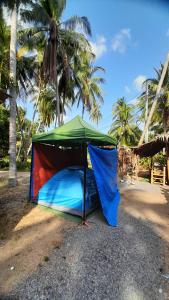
[82,143,87,222]
[29,143,34,202]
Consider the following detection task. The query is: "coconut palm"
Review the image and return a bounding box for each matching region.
[21,0,92,126]
[0,0,33,186]
[0,8,10,90]
[138,53,169,145]
[109,97,140,146]
[137,64,169,137]
[72,55,105,120]
[89,103,102,124]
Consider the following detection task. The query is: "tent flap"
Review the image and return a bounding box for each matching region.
[88,145,120,226]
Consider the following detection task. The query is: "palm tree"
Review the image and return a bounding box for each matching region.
[0,8,10,90]
[72,54,105,119]
[89,103,102,124]
[137,64,169,138]
[139,52,169,145]
[109,98,140,146]
[1,0,32,186]
[21,0,92,126]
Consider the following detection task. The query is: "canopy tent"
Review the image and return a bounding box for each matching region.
[33,115,116,146]
[30,116,119,226]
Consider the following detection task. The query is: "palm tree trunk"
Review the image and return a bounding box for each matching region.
[9,3,17,187]
[138,52,169,146]
[163,112,167,137]
[16,104,27,162]
[55,72,61,126]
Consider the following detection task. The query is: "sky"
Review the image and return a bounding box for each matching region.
[24,0,169,133]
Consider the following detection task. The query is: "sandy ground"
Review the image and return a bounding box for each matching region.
[121,181,169,274]
[0,172,169,298]
[121,181,169,243]
[122,181,169,298]
[0,172,76,294]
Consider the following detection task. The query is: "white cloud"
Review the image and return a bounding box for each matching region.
[133,75,147,92]
[111,28,131,53]
[166,29,169,37]
[124,85,131,94]
[90,35,107,59]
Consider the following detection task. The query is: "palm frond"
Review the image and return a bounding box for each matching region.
[63,16,91,36]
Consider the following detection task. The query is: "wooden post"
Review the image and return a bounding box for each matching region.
[150,169,153,184]
[163,166,166,186]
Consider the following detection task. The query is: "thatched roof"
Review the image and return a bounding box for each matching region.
[133,135,169,157]
[155,134,169,143]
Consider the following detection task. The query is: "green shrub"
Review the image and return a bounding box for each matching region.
[17,160,31,171]
[139,151,166,169]
[0,156,9,169]
[0,157,31,171]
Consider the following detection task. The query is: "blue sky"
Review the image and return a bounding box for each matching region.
[25,0,169,133]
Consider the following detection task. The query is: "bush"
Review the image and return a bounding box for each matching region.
[0,156,9,169]
[0,157,31,171]
[139,151,166,169]
[139,157,151,169]
[17,160,31,171]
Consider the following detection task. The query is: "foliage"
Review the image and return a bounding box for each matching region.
[109,97,141,146]
[19,0,104,126]
[137,64,169,136]
[0,156,9,169]
[0,105,9,157]
[139,152,166,170]
[0,0,105,176]
[0,157,31,170]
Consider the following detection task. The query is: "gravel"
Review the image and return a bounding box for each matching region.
[4,208,167,300]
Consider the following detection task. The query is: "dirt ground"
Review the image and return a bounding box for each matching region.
[121,181,169,243]
[121,180,169,288]
[0,172,169,297]
[0,172,76,294]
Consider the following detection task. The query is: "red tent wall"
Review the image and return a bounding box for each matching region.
[30,143,83,200]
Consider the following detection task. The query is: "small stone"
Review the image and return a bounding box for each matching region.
[44,256,50,262]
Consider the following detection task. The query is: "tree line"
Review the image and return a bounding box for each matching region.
[0,0,105,186]
[109,62,169,146]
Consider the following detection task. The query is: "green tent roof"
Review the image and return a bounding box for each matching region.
[32,115,116,146]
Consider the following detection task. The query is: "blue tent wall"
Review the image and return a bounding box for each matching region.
[88,145,120,226]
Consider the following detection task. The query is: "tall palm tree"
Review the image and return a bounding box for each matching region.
[89,103,102,124]
[21,0,91,126]
[72,54,105,119]
[137,64,169,137]
[138,52,169,145]
[109,97,140,146]
[1,0,32,186]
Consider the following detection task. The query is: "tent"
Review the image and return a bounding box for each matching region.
[30,115,120,226]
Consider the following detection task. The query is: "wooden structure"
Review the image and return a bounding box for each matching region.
[118,146,138,181]
[150,166,166,186]
[134,134,169,185]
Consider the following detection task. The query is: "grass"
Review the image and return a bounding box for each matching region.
[37,203,99,223]
[37,204,81,223]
